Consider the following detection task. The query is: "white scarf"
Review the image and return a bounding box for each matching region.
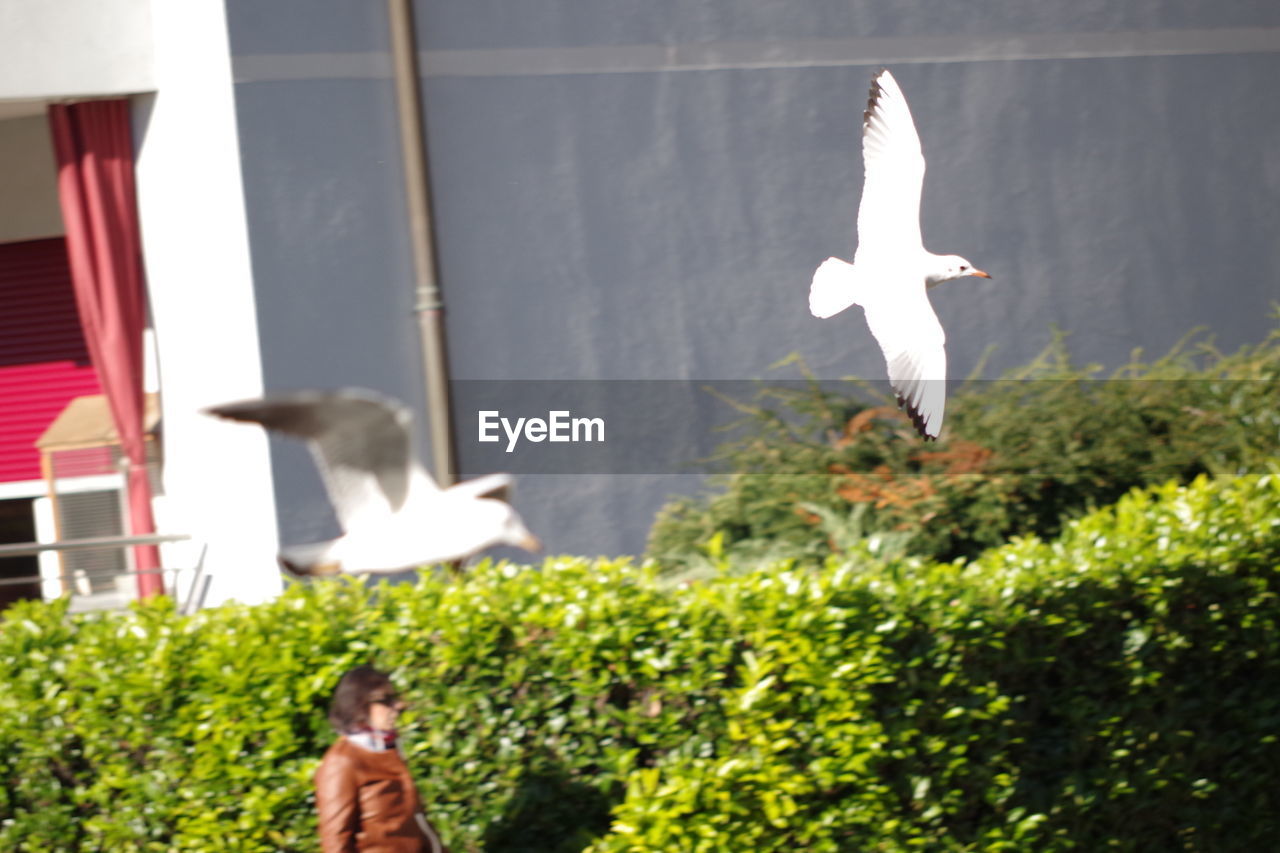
[344,728,396,752]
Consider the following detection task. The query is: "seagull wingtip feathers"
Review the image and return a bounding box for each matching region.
[895,393,939,441]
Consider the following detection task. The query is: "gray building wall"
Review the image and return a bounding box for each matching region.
[225,3,426,546]
[223,1,1280,557]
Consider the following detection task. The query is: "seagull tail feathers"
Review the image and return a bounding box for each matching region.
[447,472,514,502]
[809,257,861,319]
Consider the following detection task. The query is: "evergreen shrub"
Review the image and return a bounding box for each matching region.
[1,471,1278,851]
[646,325,1280,571]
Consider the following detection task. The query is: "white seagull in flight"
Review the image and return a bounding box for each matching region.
[205,389,540,575]
[809,68,990,440]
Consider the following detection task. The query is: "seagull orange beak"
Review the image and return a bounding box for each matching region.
[971,269,992,279]
[519,533,543,553]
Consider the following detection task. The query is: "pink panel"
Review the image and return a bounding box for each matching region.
[0,238,102,483]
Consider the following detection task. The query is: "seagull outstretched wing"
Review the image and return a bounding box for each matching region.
[864,292,947,438]
[205,390,427,531]
[856,68,926,262]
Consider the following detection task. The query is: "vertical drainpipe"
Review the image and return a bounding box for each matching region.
[387,0,456,486]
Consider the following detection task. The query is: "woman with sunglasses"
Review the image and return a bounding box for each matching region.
[315,665,450,852]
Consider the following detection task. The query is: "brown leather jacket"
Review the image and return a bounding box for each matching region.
[314,737,450,853]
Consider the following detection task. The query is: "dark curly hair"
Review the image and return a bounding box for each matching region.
[328,665,395,733]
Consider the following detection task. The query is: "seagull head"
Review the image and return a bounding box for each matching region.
[476,497,542,553]
[927,254,991,286]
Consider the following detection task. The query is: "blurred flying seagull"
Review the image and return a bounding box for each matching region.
[809,68,991,440]
[205,389,540,576]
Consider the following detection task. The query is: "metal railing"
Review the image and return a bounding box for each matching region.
[0,533,205,613]
[0,533,190,561]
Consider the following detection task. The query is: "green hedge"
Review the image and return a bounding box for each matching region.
[647,324,1280,571]
[3,471,1280,851]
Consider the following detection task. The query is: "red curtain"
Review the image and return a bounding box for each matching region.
[48,100,162,598]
